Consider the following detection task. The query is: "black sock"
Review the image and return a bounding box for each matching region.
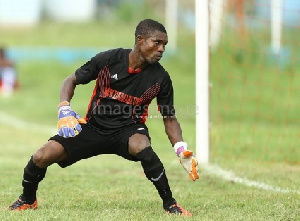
[135,146,175,207]
[21,156,47,203]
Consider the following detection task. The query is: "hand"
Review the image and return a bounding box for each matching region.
[174,142,199,181]
[179,150,199,181]
[57,101,86,138]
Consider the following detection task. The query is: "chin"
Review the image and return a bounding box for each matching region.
[148,58,160,64]
[148,60,158,64]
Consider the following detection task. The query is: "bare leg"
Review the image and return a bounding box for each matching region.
[21,140,68,202]
[33,140,68,168]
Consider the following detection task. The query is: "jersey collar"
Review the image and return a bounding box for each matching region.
[128,67,142,74]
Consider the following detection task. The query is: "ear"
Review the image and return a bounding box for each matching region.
[136,35,144,45]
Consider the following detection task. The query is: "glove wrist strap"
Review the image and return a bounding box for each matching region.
[58,101,71,111]
[59,101,70,107]
[173,141,187,156]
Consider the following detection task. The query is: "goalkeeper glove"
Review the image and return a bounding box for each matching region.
[174,141,199,181]
[57,101,86,138]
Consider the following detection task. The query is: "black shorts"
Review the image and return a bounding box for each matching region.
[49,123,151,168]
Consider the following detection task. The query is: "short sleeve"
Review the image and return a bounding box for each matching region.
[75,49,116,85]
[157,75,175,116]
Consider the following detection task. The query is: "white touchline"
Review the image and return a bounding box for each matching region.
[170,159,300,194]
[0,111,56,135]
[1,111,299,194]
[202,164,300,195]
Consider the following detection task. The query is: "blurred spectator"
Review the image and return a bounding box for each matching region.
[228,0,246,37]
[0,47,18,97]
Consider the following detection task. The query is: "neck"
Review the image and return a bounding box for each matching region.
[129,48,148,71]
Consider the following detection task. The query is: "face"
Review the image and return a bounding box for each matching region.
[138,30,168,64]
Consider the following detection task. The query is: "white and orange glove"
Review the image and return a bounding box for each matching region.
[57,101,86,138]
[174,141,199,181]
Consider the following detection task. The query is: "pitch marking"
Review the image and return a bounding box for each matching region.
[202,164,300,194]
[1,111,299,194]
[0,111,56,135]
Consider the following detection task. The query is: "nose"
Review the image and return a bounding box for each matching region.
[158,44,165,53]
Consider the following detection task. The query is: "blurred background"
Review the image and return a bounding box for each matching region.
[209,0,300,169]
[0,0,195,61]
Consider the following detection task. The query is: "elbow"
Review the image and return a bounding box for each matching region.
[66,74,78,85]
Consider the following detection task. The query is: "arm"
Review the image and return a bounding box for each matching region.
[163,116,187,155]
[60,73,77,102]
[163,116,199,181]
[163,116,183,146]
[57,50,104,137]
[57,73,86,138]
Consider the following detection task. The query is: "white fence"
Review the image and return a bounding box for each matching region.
[0,0,96,26]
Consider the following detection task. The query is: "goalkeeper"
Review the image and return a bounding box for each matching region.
[8,19,199,216]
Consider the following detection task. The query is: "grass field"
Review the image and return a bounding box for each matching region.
[0,19,299,221]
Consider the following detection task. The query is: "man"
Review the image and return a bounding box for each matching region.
[8,19,199,216]
[0,47,18,97]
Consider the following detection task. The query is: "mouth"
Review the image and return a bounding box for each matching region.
[154,54,162,60]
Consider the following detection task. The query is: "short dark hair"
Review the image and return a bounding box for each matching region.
[135,19,167,39]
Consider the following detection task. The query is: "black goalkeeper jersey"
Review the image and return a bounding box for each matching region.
[75,48,175,133]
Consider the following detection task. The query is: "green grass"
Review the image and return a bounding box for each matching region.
[0,21,134,48]
[210,28,300,171]
[0,20,300,220]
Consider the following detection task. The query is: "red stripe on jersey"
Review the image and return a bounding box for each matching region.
[138,84,160,123]
[99,66,111,95]
[103,87,143,106]
[141,102,150,123]
[85,66,111,121]
[140,83,160,102]
[85,78,99,121]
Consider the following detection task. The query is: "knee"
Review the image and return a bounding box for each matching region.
[32,146,50,168]
[33,140,66,167]
[135,146,162,167]
[128,134,151,156]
